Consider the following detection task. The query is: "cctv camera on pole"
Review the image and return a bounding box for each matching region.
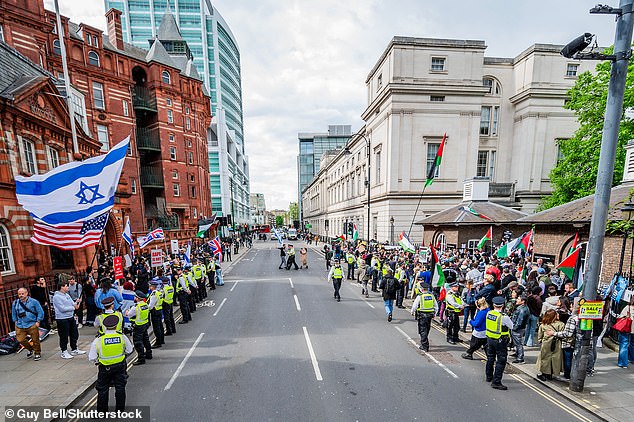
[560,33,594,58]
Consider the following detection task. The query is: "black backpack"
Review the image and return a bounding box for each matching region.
[0,335,19,355]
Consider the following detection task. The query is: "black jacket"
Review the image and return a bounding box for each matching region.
[381,276,399,301]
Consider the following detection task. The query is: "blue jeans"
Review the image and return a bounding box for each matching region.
[216,269,224,286]
[384,300,394,316]
[524,314,538,346]
[618,332,634,367]
[562,347,574,379]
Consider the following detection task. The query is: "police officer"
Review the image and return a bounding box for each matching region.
[184,266,199,310]
[162,278,176,335]
[89,314,133,412]
[94,296,123,336]
[445,281,464,344]
[485,296,514,390]
[127,290,152,365]
[346,250,356,280]
[175,267,192,324]
[148,280,164,348]
[410,283,438,351]
[206,257,217,290]
[192,260,206,301]
[328,260,344,302]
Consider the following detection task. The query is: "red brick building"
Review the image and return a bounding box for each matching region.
[0,0,212,286]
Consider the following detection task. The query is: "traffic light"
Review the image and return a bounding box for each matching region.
[227,214,232,225]
[347,222,353,236]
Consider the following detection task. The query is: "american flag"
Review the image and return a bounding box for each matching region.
[31,213,109,250]
[137,228,164,249]
[209,236,222,258]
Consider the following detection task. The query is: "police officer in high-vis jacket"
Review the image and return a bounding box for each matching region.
[148,280,164,348]
[485,296,514,390]
[410,283,438,352]
[94,296,123,336]
[161,278,176,335]
[127,290,152,365]
[327,260,344,302]
[88,314,133,412]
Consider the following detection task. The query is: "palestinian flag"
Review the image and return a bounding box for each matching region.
[557,246,581,280]
[430,245,446,288]
[477,227,492,250]
[518,230,533,251]
[496,235,522,258]
[519,265,528,284]
[336,234,346,242]
[425,133,446,188]
[459,206,492,221]
[399,232,415,253]
[568,233,579,256]
[196,223,213,238]
[352,223,359,241]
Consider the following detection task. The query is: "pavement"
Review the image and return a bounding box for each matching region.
[0,243,251,421]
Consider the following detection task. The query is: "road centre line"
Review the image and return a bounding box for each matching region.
[213,298,227,316]
[366,301,375,309]
[230,280,239,292]
[395,326,459,379]
[164,333,205,391]
[302,327,323,381]
[289,278,294,288]
[294,294,302,311]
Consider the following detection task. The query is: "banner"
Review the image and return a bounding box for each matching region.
[170,239,179,255]
[113,256,124,280]
[151,249,163,268]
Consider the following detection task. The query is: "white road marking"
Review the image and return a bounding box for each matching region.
[164,332,205,390]
[230,280,239,291]
[394,326,459,379]
[302,326,323,381]
[366,301,375,309]
[294,294,301,311]
[213,298,227,316]
[289,278,294,288]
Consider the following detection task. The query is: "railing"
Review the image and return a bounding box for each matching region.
[136,127,161,152]
[156,214,180,230]
[140,166,164,188]
[132,86,157,112]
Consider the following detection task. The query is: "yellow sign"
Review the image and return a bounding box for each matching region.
[578,301,604,320]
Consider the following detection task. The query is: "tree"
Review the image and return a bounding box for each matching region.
[275,215,284,227]
[540,50,634,210]
[288,202,299,221]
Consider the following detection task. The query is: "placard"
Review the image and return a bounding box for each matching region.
[151,249,163,268]
[170,240,179,255]
[578,300,604,320]
[113,256,124,280]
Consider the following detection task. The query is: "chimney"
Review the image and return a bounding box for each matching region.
[463,177,490,202]
[105,8,124,50]
[622,140,634,184]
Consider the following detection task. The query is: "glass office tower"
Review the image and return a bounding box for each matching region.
[105,0,250,226]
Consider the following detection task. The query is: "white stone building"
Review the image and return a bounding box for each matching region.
[302,37,595,243]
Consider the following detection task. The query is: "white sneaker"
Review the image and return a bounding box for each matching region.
[70,349,86,356]
[77,324,83,329]
[60,350,74,359]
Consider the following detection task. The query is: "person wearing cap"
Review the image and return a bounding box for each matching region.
[327,260,344,302]
[175,267,192,324]
[161,277,176,336]
[410,282,437,351]
[88,314,133,412]
[126,290,152,365]
[94,296,123,336]
[184,266,198,313]
[192,260,207,301]
[485,296,514,390]
[444,281,464,344]
[346,249,356,280]
[380,268,399,322]
[206,256,217,290]
[148,280,165,348]
[510,294,529,364]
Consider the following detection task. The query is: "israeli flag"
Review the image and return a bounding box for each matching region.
[122,217,134,258]
[183,242,191,265]
[15,136,130,226]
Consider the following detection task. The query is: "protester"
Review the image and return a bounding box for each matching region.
[461,297,489,360]
[11,288,44,361]
[52,280,86,359]
[617,296,634,368]
[536,309,564,381]
[30,276,50,330]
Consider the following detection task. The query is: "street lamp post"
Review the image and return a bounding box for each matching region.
[390,216,395,245]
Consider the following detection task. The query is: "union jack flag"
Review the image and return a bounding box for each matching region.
[209,236,222,258]
[137,228,164,249]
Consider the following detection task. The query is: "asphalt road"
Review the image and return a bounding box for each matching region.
[74,241,600,422]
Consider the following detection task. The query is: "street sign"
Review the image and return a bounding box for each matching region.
[170,240,179,255]
[113,256,124,280]
[578,300,604,320]
[151,249,163,268]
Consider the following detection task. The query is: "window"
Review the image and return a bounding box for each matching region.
[169,133,175,142]
[92,82,105,109]
[377,74,382,91]
[96,125,109,151]
[193,207,197,219]
[436,233,447,253]
[187,139,192,148]
[92,35,99,47]
[166,98,172,107]
[173,183,180,197]
[162,70,171,84]
[188,151,194,164]
[483,77,501,95]
[190,186,196,198]
[426,143,440,178]
[167,109,174,123]
[430,95,445,102]
[189,174,195,182]
[86,34,91,45]
[375,151,381,183]
[87,51,100,67]
[47,147,59,169]
[53,39,61,55]
[22,139,37,174]
[0,24,4,42]
[0,224,15,275]
[476,150,496,178]
[122,100,129,117]
[480,106,499,136]
[566,63,579,77]
[431,57,446,72]
[185,106,190,115]
[131,178,137,194]
[186,117,191,131]
[169,146,176,160]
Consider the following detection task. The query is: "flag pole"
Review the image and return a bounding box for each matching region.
[88,213,110,272]
[407,184,428,238]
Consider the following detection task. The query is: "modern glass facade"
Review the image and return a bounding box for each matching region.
[105,0,249,225]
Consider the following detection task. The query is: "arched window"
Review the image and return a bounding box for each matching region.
[0,224,15,275]
[434,232,447,254]
[87,51,100,67]
[162,70,171,84]
[482,76,501,96]
[53,39,61,55]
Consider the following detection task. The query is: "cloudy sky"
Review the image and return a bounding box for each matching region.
[45,0,615,210]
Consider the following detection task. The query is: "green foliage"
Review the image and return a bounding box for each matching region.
[275,215,284,227]
[540,49,634,210]
[288,202,299,220]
